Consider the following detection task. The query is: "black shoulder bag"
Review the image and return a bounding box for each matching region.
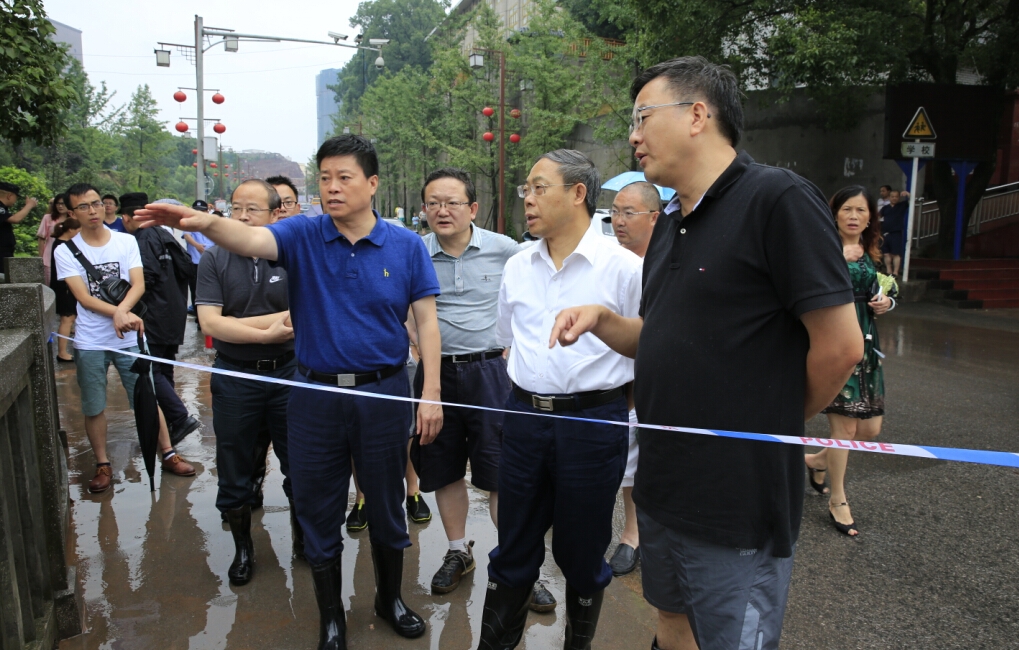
[64,240,148,318]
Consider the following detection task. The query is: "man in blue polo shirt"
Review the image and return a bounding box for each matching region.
[135,134,444,649]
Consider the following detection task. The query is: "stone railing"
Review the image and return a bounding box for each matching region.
[0,257,83,648]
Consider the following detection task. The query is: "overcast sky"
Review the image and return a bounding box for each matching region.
[45,0,370,163]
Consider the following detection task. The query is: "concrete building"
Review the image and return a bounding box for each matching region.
[316,68,343,147]
[449,0,532,51]
[49,19,83,65]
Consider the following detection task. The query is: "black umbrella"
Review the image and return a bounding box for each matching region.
[130,333,161,492]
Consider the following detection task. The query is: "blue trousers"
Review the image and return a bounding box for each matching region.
[487,394,628,596]
[211,356,294,511]
[288,370,412,565]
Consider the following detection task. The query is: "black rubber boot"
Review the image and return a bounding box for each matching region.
[289,498,306,560]
[225,506,254,585]
[311,558,347,650]
[371,542,426,638]
[477,579,533,650]
[563,584,604,649]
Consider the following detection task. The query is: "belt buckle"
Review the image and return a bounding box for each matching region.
[255,359,275,372]
[451,354,467,364]
[336,374,356,387]
[532,395,554,412]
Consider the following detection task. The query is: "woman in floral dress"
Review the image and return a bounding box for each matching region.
[804,186,895,536]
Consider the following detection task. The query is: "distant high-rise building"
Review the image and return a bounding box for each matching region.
[317,69,343,147]
[49,19,83,64]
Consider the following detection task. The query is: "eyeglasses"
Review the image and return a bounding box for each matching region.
[280,199,298,209]
[230,206,271,216]
[630,102,695,134]
[610,209,656,220]
[516,183,576,198]
[424,201,470,211]
[71,200,104,214]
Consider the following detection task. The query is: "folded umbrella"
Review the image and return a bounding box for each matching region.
[130,333,161,492]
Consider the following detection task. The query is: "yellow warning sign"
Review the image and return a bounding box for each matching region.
[903,107,936,139]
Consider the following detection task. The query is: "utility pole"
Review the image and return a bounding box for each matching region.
[195,15,205,202]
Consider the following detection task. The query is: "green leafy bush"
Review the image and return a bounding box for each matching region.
[0,166,52,256]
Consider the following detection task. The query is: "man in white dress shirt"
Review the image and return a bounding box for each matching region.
[477,150,642,650]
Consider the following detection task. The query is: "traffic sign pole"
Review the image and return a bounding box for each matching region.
[903,138,919,282]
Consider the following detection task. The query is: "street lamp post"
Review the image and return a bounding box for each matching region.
[470,49,506,234]
[156,15,387,202]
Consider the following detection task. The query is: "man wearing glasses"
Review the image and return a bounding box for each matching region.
[409,168,557,611]
[54,184,196,494]
[267,176,303,219]
[550,57,859,650]
[195,179,301,586]
[477,150,642,649]
[604,181,660,580]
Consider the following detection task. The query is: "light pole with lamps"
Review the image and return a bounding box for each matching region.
[156,16,388,202]
[469,49,507,234]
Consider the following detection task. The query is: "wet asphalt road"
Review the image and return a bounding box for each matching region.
[55,303,1019,649]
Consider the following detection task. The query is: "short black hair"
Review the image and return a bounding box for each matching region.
[316,134,378,178]
[631,56,744,147]
[65,183,100,207]
[421,167,477,205]
[880,184,893,192]
[231,179,282,211]
[266,175,299,199]
[101,193,119,206]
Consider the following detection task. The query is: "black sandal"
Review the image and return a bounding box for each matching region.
[806,464,828,495]
[829,502,858,536]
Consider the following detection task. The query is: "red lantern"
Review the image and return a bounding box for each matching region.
[175,121,189,133]
[510,109,521,119]
[482,106,494,117]
[224,164,229,169]
[214,173,219,177]
[192,148,198,155]
[482,132,495,142]
[213,123,226,134]
[174,90,187,103]
[212,93,225,105]
[509,133,521,143]
[209,162,217,168]
[192,162,198,167]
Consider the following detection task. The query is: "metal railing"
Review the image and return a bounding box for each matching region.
[913,182,1019,249]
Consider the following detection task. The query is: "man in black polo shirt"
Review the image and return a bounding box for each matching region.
[550,57,863,650]
[195,179,300,586]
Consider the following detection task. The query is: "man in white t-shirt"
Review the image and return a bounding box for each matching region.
[606,181,660,578]
[55,183,195,494]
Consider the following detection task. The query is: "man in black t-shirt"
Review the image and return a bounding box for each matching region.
[550,57,862,650]
[0,182,38,261]
[195,179,300,587]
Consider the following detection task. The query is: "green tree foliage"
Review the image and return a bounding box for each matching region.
[118,85,176,196]
[0,165,50,254]
[0,0,77,145]
[334,0,449,115]
[353,0,634,234]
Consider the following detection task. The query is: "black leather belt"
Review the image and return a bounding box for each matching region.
[217,350,295,372]
[512,383,625,413]
[442,349,504,364]
[298,363,404,387]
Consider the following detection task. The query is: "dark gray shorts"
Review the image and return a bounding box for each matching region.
[637,507,795,650]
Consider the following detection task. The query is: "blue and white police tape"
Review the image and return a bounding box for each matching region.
[53,335,1019,470]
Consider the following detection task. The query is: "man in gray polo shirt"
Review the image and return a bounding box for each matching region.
[409,167,556,612]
